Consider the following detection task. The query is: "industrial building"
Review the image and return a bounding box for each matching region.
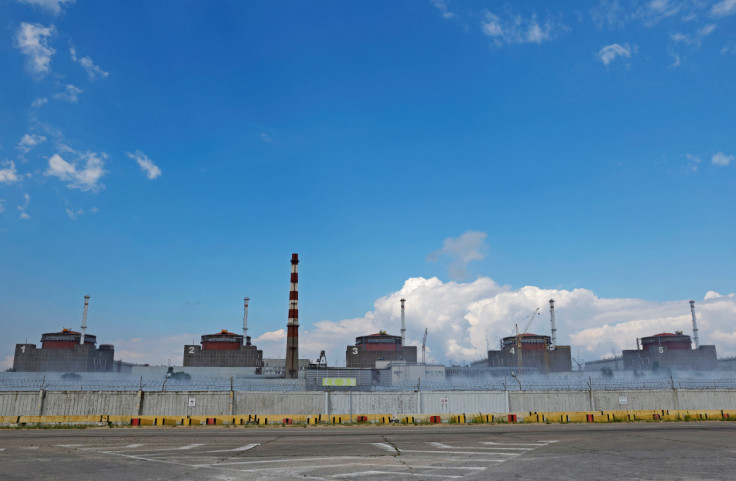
[183,329,263,368]
[12,296,117,372]
[622,331,717,371]
[485,300,573,373]
[346,331,418,368]
[345,298,417,368]
[13,329,116,372]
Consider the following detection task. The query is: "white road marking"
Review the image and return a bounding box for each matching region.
[56,444,84,447]
[177,443,205,450]
[371,442,397,452]
[205,443,259,453]
[403,449,510,457]
[195,456,369,467]
[482,440,556,446]
[21,447,38,450]
[125,444,145,448]
[0,448,5,451]
[333,471,464,479]
[428,442,532,451]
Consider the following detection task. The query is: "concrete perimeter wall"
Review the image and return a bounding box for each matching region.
[2,389,735,416]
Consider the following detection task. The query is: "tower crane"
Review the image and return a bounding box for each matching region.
[422,328,428,365]
[514,308,540,372]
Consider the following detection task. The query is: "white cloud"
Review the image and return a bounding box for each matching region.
[712,0,736,17]
[0,161,20,184]
[597,43,632,65]
[711,151,734,166]
[69,47,109,80]
[430,0,456,19]
[591,0,626,29]
[15,22,56,77]
[17,133,47,153]
[17,0,75,15]
[31,97,48,109]
[285,276,736,366]
[260,133,274,143]
[127,150,161,180]
[54,84,82,103]
[427,231,488,279]
[65,207,83,220]
[108,333,197,366]
[17,193,30,219]
[0,355,13,370]
[481,9,563,46]
[45,152,107,191]
[722,41,736,54]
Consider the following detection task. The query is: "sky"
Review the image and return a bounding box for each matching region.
[1,0,735,369]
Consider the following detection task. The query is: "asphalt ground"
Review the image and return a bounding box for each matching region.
[0,422,734,480]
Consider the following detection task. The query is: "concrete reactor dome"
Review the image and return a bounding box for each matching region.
[41,328,97,349]
[641,332,692,351]
[501,333,550,351]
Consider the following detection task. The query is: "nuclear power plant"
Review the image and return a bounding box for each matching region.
[9,254,730,380]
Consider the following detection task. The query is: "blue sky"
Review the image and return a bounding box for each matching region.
[1,0,735,368]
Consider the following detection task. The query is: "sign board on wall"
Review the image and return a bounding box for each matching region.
[322,378,357,387]
[618,395,628,405]
[188,397,196,407]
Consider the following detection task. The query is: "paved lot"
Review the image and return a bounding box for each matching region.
[0,423,734,480]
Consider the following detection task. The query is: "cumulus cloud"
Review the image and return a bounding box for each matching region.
[69,47,109,80]
[711,151,733,166]
[481,9,564,46]
[15,22,56,77]
[54,84,82,103]
[45,152,107,191]
[712,0,736,17]
[597,43,633,65]
[17,0,75,15]
[17,133,47,153]
[428,231,488,279]
[276,276,736,367]
[127,150,161,180]
[0,161,20,184]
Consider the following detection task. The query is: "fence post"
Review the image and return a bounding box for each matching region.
[588,377,595,411]
[671,375,680,411]
[503,377,510,413]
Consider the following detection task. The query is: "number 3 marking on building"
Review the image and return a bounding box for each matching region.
[352,347,358,355]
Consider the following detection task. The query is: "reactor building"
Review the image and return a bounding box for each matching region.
[621,300,717,371]
[183,298,263,368]
[346,299,417,368]
[12,296,116,372]
[486,300,573,373]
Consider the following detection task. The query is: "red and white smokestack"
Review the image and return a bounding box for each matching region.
[285,253,299,379]
[80,295,90,345]
[400,298,406,345]
[243,297,250,339]
[690,300,699,349]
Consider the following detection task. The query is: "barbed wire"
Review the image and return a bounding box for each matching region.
[2,377,736,392]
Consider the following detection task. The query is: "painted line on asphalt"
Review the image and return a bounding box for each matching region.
[371,442,397,453]
[428,442,533,451]
[56,444,84,447]
[196,456,368,467]
[333,470,464,478]
[205,443,259,453]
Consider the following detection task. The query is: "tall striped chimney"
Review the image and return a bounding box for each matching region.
[80,295,90,345]
[243,297,250,339]
[690,300,699,349]
[400,298,406,345]
[549,299,557,348]
[285,253,299,379]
